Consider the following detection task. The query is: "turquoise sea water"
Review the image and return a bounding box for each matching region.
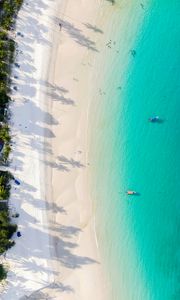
[90,1,180,299]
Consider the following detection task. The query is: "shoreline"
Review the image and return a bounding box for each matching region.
[1,0,112,299]
[87,1,149,299]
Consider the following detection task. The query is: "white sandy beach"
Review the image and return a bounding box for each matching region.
[0,0,117,299]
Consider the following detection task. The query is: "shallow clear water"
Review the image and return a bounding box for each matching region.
[90,1,180,299]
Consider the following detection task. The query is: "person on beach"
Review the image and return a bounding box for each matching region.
[59,23,62,31]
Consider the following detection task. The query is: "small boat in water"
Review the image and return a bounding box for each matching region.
[149,116,159,122]
[127,190,137,195]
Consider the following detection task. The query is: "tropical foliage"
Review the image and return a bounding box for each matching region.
[0,210,17,254]
[0,171,13,200]
[0,264,7,280]
[0,0,23,280]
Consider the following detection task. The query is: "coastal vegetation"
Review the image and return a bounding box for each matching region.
[0,264,7,280]
[0,209,16,254]
[0,171,16,273]
[0,124,11,164]
[0,0,23,280]
[0,0,23,30]
[0,171,13,200]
